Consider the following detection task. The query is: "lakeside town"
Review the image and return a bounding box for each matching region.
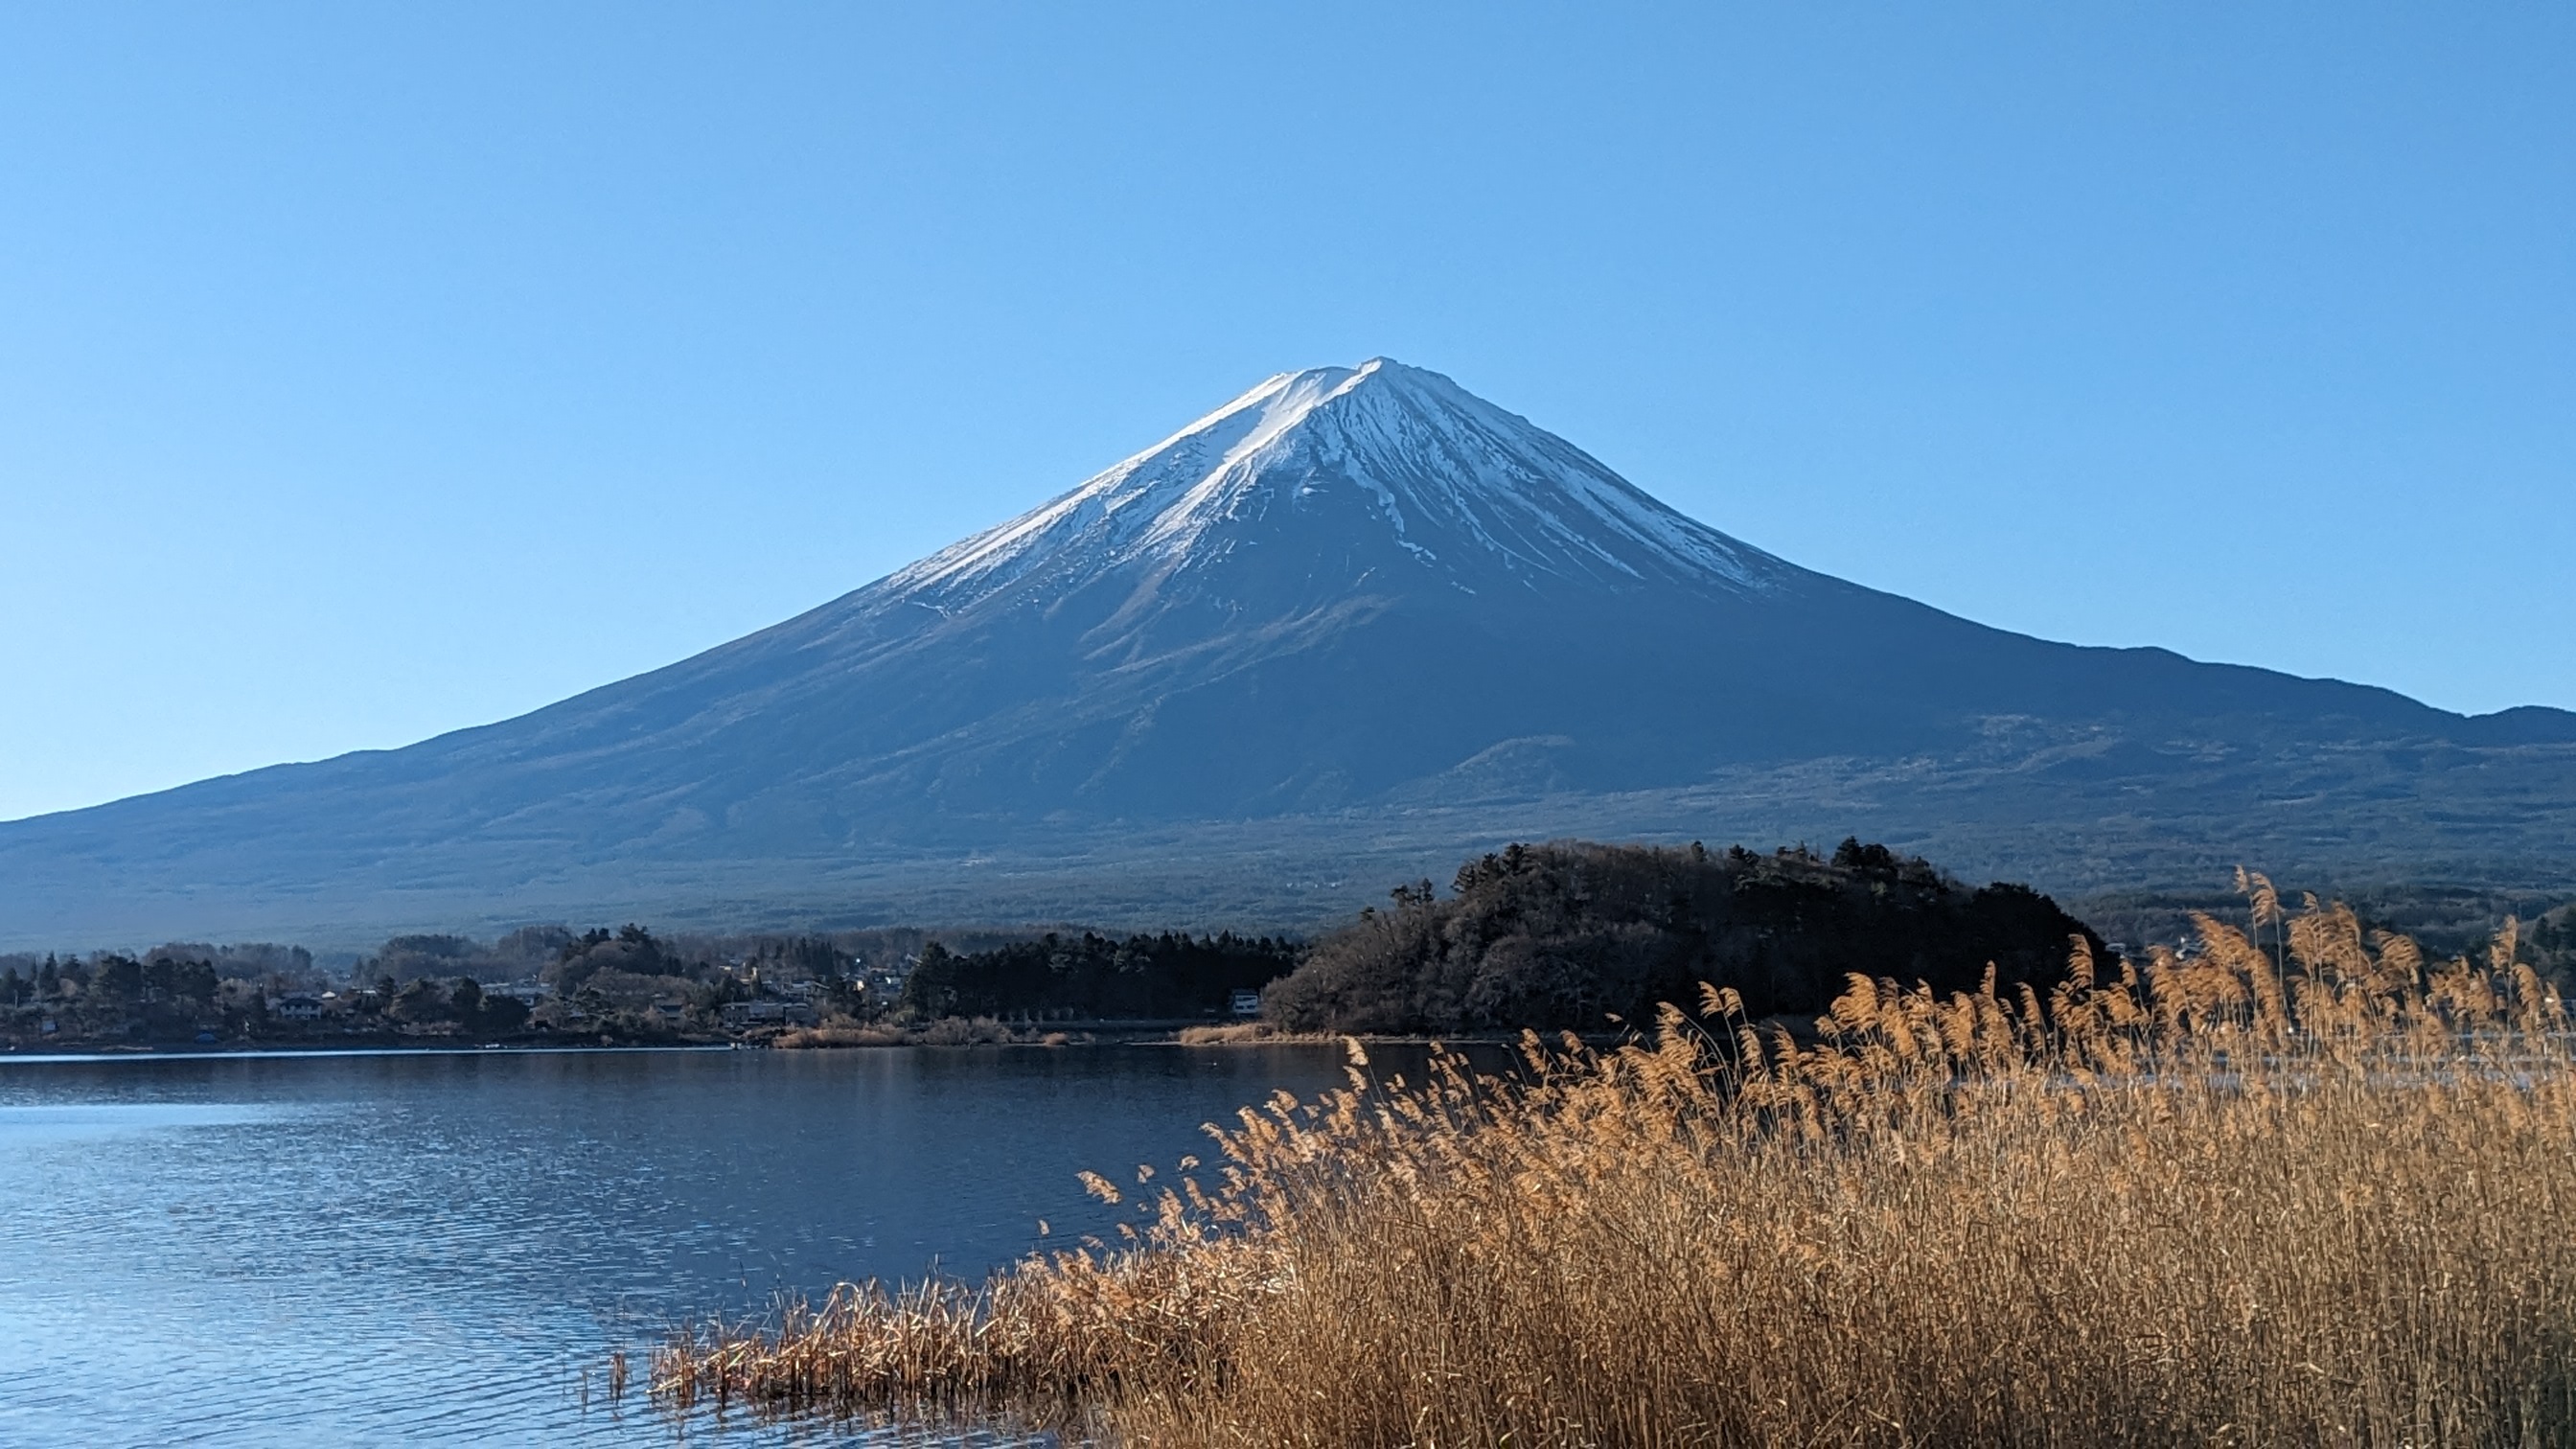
[4,946,859,1049]
[0,920,1290,1052]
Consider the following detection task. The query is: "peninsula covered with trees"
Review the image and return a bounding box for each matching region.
[1260,839,2112,1034]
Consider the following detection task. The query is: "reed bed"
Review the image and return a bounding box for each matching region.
[1171,1023,1350,1046]
[655,885,2576,1446]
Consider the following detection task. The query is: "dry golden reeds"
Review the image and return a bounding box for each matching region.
[655,888,2576,1447]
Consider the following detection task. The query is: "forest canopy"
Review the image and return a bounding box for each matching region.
[1260,839,2108,1034]
[898,931,1300,1021]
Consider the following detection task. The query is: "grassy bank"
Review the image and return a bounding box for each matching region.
[654,891,2576,1446]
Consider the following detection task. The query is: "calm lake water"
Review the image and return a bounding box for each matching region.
[0,1043,1375,1446]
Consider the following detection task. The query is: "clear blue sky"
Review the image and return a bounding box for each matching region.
[3,4,2569,822]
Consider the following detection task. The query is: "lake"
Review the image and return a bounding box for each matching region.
[0,1043,1376,1446]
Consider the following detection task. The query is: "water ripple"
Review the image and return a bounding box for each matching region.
[0,1045,1368,1444]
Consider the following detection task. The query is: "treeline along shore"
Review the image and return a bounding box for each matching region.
[10,839,2573,1053]
[0,920,1297,1052]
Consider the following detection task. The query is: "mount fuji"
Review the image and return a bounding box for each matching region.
[6,359,2573,947]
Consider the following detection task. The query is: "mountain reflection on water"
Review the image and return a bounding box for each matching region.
[0,1044,1382,1446]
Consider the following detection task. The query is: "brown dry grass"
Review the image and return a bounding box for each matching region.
[772,1022,912,1049]
[655,884,2576,1446]
[773,1016,1059,1049]
[1173,1022,1271,1046]
[1171,1023,1352,1046]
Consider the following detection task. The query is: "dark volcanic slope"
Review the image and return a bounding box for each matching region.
[6,360,2571,946]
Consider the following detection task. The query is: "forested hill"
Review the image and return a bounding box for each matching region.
[1261,840,2106,1034]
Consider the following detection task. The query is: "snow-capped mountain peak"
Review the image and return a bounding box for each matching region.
[885,358,1787,610]
[11,356,2570,952]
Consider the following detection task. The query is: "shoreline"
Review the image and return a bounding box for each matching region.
[0,1026,1582,1064]
[0,1042,738,1066]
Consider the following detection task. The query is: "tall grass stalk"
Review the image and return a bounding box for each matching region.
[655,896,2576,1446]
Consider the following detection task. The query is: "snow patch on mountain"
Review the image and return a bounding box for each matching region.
[886,358,1788,608]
